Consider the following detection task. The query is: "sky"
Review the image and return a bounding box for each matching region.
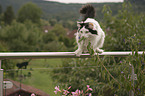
[44,0,124,4]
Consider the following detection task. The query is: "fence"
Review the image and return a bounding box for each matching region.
[0,51,144,96]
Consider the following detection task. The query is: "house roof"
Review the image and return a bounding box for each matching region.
[3,79,50,96]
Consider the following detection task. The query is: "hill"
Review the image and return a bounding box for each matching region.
[0,0,122,21]
[0,0,144,21]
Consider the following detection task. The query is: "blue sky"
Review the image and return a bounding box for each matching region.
[44,0,124,4]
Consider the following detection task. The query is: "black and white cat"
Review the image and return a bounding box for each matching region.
[75,4,105,56]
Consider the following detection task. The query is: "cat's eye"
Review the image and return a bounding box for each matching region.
[86,31,89,33]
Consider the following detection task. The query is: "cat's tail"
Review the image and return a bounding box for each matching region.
[79,4,95,21]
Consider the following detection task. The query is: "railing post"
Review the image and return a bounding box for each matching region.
[129,63,136,96]
[0,60,3,96]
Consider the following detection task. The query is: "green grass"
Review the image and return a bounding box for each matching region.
[22,70,57,96]
[29,59,62,68]
[13,59,63,96]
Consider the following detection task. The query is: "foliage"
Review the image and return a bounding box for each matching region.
[51,24,67,36]
[2,60,16,71]
[3,5,15,25]
[41,23,75,51]
[102,2,145,51]
[0,8,73,52]
[0,4,2,14]
[17,2,42,24]
[0,20,42,51]
[51,2,145,96]
[41,23,74,51]
[52,43,145,96]
[0,41,8,51]
[43,40,67,52]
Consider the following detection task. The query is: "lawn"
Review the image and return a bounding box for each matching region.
[13,59,63,96]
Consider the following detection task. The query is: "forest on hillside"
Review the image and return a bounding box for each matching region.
[0,0,145,21]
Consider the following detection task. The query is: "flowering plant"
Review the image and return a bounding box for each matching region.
[54,85,93,96]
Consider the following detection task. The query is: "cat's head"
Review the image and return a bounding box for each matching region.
[77,21,97,35]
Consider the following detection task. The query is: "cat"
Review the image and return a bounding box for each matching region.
[75,4,105,56]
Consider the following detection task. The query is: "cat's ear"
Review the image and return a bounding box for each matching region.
[77,23,81,28]
[88,23,94,29]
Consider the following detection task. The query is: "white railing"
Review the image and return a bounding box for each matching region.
[0,51,144,96]
[0,51,144,60]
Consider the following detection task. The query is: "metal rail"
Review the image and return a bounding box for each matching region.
[0,51,144,96]
[0,51,144,59]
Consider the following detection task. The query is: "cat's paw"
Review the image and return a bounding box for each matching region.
[75,49,82,56]
[96,48,104,53]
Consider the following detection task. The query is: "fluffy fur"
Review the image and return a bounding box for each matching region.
[80,4,95,21]
[75,4,105,56]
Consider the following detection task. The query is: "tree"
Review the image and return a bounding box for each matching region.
[0,4,2,15]
[0,21,43,51]
[0,41,8,52]
[43,32,56,43]
[3,5,15,25]
[51,24,66,37]
[17,2,42,24]
[49,19,57,26]
[102,2,145,51]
